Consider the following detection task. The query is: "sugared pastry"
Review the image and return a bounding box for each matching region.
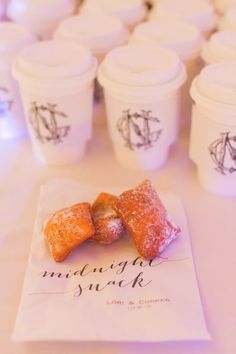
[91,192,124,244]
[43,203,95,262]
[113,180,180,259]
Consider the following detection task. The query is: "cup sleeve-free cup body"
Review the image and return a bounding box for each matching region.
[103,88,181,171]
[13,40,97,166]
[98,44,186,170]
[18,82,94,166]
[190,104,236,196]
[0,31,36,139]
[0,68,27,139]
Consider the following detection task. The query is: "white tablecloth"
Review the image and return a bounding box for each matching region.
[0,114,236,354]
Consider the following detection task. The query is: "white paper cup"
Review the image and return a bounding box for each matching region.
[0,22,36,140]
[201,31,236,65]
[130,19,203,129]
[80,0,147,32]
[54,14,129,64]
[7,0,76,40]
[218,7,236,30]
[98,44,186,171]
[13,40,97,166]
[149,0,218,39]
[190,63,236,196]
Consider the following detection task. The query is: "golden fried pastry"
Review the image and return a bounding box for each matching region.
[91,192,124,244]
[43,203,95,262]
[113,180,180,259]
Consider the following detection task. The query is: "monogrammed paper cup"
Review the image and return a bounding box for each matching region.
[190,63,236,196]
[98,44,186,171]
[0,22,36,140]
[201,31,236,65]
[130,19,203,128]
[149,0,218,39]
[13,40,97,166]
[7,0,76,40]
[80,0,147,31]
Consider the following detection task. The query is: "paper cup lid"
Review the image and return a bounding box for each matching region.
[54,14,128,54]
[0,22,36,53]
[7,0,75,17]
[192,63,236,106]
[99,43,184,87]
[15,40,95,79]
[201,31,236,64]
[131,20,203,60]
[150,0,217,33]
[80,0,146,27]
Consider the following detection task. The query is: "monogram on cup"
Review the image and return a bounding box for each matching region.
[209,132,236,175]
[0,87,13,118]
[29,102,70,144]
[117,109,162,150]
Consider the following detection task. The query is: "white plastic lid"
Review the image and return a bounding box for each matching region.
[150,0,218,33]
[15,40,95,79]
[131,19,203,60]
[201,31,236,64]
[191,63,236,107]
[218,7,236,30]
[54,14,128,54]
[0,22,36,53]
[7,0,75,19]
[99,43,185,89]
[80,0,146,28]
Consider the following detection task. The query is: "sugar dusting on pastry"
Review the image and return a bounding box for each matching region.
[91,217,124,244]
[43,180,180,262]
[91,192,124,244]
[114,180,180,259]
[43,203,95,262]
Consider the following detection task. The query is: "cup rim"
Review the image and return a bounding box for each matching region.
[201,31,236,64]
[54,14,129,55]
[80,0,147,27]
[98,45,186,101]
[149,0,218,33]
[192,63,236,104]
[13,40,98,80]
[190,73,236,125]
[131,19,203,61]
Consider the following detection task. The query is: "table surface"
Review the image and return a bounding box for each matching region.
[0,104,236,354]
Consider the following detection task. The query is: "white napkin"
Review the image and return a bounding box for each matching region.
[12,179,210,342]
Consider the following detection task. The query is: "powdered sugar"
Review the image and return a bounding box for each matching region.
[114,179,180,259]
